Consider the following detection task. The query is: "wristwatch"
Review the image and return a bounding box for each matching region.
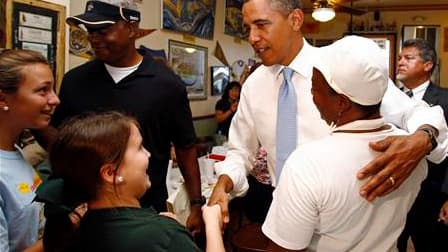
[190,196,206,206]
[418,127,438,153]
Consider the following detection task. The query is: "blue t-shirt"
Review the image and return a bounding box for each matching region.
[0,147,44,251]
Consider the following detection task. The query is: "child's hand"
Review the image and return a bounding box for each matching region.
[202,204,223,231]
[69,203,88,228]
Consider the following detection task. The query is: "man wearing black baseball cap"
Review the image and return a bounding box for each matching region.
[66,0,154,37]
[34,0,204,235]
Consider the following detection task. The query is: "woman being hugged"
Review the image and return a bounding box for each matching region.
[0,49,60,251]
[37,111,201,252]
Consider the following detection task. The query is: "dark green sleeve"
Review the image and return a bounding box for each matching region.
[166,228,202,252]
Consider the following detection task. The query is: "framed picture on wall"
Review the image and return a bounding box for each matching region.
[353,32,396,81]
[168,40,208,100]
[5,0,66,91]
[224,0,245,39]
[211,66,230,96]
[162,0,216,40]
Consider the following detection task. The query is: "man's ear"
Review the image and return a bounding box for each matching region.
[423,61,434,74]
[128,22,138,39]
[99,163,117,184]
[289,9,304,32]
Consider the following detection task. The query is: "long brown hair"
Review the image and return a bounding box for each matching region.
[44,111,139,252]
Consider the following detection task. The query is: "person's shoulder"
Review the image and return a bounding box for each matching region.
[286,140,329,171]
[286,136,355,172]
[429,83,448,95]
[243,64,276,87]
[426,83,448,107]
[137,215,197,248]
[141,54,185,89]
[292,137,333,156]
[63,60,101,79]
[215,98,226,106]
[140,52,172,76]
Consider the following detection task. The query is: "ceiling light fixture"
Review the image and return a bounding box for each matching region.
[312,7,336,22]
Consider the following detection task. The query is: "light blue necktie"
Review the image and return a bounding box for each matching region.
[276,67,297,182]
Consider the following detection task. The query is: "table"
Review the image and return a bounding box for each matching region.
[166,154,222,225]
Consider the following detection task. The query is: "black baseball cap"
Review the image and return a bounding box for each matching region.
[66,0,142,30]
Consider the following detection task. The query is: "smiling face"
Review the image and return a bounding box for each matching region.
[87,21,135,65]
[116,123,151,199]
[242,0,303,66]
[311,68,340,125]
[5,63,59,129]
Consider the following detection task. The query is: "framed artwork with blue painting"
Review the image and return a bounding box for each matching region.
[225,0,245,39]
[162,0,216,40]
[168,40,208,100]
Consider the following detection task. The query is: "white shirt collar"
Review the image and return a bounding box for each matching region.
[104,60,143,84]
[332,118,386,133]
[274,39,314,81]
[403,80,430,101]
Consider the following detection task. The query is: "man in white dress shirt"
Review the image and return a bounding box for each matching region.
[208,0,447,224]
[263,35,427,252]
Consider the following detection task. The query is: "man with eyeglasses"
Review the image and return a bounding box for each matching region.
[397,38,448,252]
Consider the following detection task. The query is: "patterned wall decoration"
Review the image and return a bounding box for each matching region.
[224,0,245,39]
[162,0,216,40]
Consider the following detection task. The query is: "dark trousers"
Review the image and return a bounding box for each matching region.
[397,179,448,252]
[242,175,274,223]
[140,161,168,212]
[140,183,168,212]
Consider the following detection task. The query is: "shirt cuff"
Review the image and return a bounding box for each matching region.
[215,160,249,198]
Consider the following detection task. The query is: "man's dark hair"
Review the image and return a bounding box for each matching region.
[403,38,437,73]
[243,0,303,15]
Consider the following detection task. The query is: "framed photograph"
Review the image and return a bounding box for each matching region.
[162,0,216,40]
[5,0,66,91]
[211,66,230,96]
[168,40,208,100]
[353,32,396,81]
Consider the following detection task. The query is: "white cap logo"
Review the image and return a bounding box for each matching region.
[129,15,139,21]
[87,3,94,11]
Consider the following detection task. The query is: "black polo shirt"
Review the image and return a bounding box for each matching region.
[52,49,196,210]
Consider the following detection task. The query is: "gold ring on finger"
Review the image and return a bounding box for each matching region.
[388,176,395,186]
